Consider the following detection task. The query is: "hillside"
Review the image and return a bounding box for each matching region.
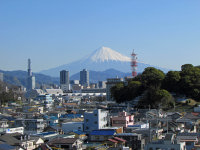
[0,70,59,88]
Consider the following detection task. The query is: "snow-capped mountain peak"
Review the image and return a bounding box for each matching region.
[86,46,131,62]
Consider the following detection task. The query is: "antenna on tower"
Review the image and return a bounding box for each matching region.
[28,58,32,76]
[131,49,137,77]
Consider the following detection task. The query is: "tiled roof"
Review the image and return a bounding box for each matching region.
[113,137,126,142]
[108,139,118,143]
[49,138,78,144]
[0,134,20,146]
[176,133,198,141]
[0,141,15,150]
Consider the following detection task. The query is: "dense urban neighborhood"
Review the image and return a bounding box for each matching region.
[1,57,200,150]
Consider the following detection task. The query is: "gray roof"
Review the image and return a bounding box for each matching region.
[176,133,198,141]
[0,134,20,146]
[0,141,15,150]
[49,138,78,145]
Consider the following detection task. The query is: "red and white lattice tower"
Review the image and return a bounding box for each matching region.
[131,49,137,77]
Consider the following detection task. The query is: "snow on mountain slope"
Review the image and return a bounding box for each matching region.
[84,46,131,62]
[40,46,169,77]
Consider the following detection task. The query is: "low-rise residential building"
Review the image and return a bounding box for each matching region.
[48,138,83,150]
[62,122,84,134]
[176,133,199,150]
[145,133,186,150]
[111,111,134,128]
[69,130,87,140]
[15,118,45,134]
[90,129,116,142]
[115,133,145,150]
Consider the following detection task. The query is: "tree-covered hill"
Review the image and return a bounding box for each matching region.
[111,64,200,109]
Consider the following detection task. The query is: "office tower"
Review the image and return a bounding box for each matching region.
[0,73,3,82]
[60,70,70,92]
[98,81,106,89]
[80,69,89,86]
[27,59,35,91]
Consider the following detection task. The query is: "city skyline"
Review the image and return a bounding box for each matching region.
[1,1,200,72]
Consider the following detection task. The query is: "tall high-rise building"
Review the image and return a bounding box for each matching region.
[60,70,70,92]
[27,59,35,91]
[0,73,3,82]
[80,69,89,86]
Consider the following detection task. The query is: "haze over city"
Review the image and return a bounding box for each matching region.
[1,0,200,72]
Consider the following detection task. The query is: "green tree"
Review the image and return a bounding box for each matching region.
[162,71,181,92]
[156,89,175,109]
[179,64,200,100]
[141,67,165,89]
[110,83,125,103]
[127,80,143,100]
[139,89,174,109]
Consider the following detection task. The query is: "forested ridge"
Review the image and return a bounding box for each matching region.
[111,64,200,109]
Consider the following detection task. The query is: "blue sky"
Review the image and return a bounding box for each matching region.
[0,0,200,72]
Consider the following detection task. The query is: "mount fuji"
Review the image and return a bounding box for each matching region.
[40,46,169,77]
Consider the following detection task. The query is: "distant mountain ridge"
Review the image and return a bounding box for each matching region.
[0,70,59,88]
[0,47,171,86]
[0,69,130,86]
[40,46,170,77]
[70,68,131,83]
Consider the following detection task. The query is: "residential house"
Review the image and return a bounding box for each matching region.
[90,129,116,142]
[105,137,126,149]
[15,118,45,134]
[176,132,199,150]
[115,133,145,150]
[69,130,87,140]
[0,133,44,150]
[110,111,134,128]
[144,133,186,150]
[62,122,84,134]
[48,138,83,150]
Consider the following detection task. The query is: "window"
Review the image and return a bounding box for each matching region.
[95,136,99,140]
[94,114,97,116]
[86,119,89,122]
[86,126,89,130]
[94,121,97,124]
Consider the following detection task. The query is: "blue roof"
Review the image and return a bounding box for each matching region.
[128,125,141,127]
[43,115,58,120]
[90,130,115,136]
[60,114,82,119]
[50,116,58,120]
[35,132,57,136]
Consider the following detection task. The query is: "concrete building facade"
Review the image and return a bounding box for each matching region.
[106,78,124,101]
[0,72,3,82]
[80,69,89,87]
[60,70,70,92]
[84,109,108,133]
